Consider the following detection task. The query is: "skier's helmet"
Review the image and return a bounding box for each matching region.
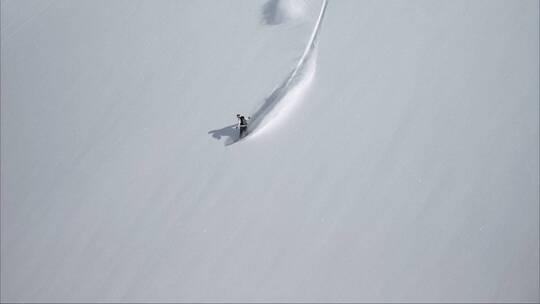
[236,114,241,118]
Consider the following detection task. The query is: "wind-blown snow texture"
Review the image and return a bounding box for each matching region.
[1,0,539,302]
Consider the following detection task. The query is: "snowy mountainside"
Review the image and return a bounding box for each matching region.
[1,0,538,302]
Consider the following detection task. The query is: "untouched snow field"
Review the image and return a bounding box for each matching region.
[1,0,539,302]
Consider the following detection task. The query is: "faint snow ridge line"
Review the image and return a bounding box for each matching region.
[248,0,328,133]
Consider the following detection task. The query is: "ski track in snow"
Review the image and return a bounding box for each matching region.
[3,1,539,301]
[226,0,328,145]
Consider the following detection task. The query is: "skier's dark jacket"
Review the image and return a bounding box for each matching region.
[238,116,248,126]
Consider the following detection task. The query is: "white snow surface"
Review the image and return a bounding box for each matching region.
[1,0,539,302]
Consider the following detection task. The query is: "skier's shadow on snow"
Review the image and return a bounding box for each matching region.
[208,124,237,144]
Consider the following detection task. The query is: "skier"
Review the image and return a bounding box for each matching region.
[235,114,250,138]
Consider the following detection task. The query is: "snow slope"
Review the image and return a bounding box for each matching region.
[1,0,539,302]
[244,0,327,142]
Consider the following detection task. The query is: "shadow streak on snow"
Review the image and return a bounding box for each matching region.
[209,0,328,146]
[248,0,328,135]
[262,0,282,25]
